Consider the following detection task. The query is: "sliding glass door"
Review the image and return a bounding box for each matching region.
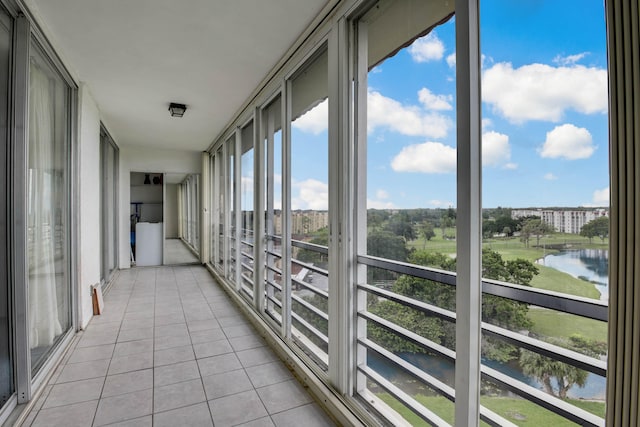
[27,40,72,375]
[0,5,12,410]
[100,128,118,284]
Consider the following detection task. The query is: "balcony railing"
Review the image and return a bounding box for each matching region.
[227,231,606,426]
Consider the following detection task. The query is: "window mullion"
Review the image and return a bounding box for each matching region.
[454,0,482,425]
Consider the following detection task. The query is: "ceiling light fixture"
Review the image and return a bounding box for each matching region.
[168,102,187,117]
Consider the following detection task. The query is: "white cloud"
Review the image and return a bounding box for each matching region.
[482,118,493,131]
[368,90,452,138]
[418,88,453,111]
[593,187,609,205]
[543,172,558,180]
[408,32,445,63]
[368,198,396,209]
[291,179,328,210]
[292,99,328,135]
[428,199,454,208]
[482,131,511,167]
[539,124,595,160]
[376,189,389,200]
[482,62,607,123]
[391,141,456,174]
[390,132,514,174]
[504,162,518,170]
[553,52,588,66]
[446,53,456,68]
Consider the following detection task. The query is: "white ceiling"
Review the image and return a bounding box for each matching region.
[29,0,329,151]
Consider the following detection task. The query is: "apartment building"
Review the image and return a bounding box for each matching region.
[512,208,609,234]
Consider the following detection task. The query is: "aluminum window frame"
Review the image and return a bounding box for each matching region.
[99,124,119,286]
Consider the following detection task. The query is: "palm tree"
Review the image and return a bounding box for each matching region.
[520,350,588,398]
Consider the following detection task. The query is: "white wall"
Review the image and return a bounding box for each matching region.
[77,84,101,328]
[165,184,179,238]
[119,146,201,268]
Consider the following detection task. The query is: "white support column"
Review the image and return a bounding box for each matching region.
[282,81,292,340]
[455,0,482,425]
[353,17,369,397]
[253,107,265,311]
[234,128,242,291]
[222,141,230,277]
[201,152,211,264]
[328,18,353,394]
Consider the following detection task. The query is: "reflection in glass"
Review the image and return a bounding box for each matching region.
[28,42,72,375]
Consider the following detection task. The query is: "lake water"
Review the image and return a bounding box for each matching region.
[370,351,606,401]
[540,249,609,301]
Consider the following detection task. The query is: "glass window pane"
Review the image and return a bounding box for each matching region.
[480,0,608,421]
[28,41,72,375]
[262,95,283,324]
[358,1,457,423]
[240,122,255,298]
[290,47,329,367]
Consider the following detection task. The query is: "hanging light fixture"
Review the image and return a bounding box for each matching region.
[168,102,187,117]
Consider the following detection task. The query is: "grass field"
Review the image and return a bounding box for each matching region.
[408,229,607,343]
[408,230,605,299]
[528,307,607,343]
[378,392,605,426]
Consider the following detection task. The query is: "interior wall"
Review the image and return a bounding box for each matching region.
[130,172,163,223]
[77,84,101,328]
[119,146,201,269]
[165,184,179,238]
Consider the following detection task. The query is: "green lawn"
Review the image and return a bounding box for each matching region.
[377,393,605,426]
[408,232,604,299]
[528,307,607,343]
[530,265,601,299]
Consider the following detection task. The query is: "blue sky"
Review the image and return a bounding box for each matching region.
[286,0,609,210]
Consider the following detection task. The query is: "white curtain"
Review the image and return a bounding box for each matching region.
[28,62,62,349]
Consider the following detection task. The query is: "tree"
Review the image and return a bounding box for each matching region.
[367,229,410,282]
[368,248,538,362]
[385,211,416,241]
[440,209,455,239]
[368,209,391,229]
[296,227,329,267]
[420,220,436,248]
[519,334,605,399]
[520,350,588,399]
[521,218,554,247]
[580,216,609,243]
[520,334,596,399]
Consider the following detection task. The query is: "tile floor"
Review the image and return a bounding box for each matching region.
[21,266,336,427]
[162,239,199,265]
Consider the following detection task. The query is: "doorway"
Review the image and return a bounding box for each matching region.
[130,172,163,266]
[164,173,199,265]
